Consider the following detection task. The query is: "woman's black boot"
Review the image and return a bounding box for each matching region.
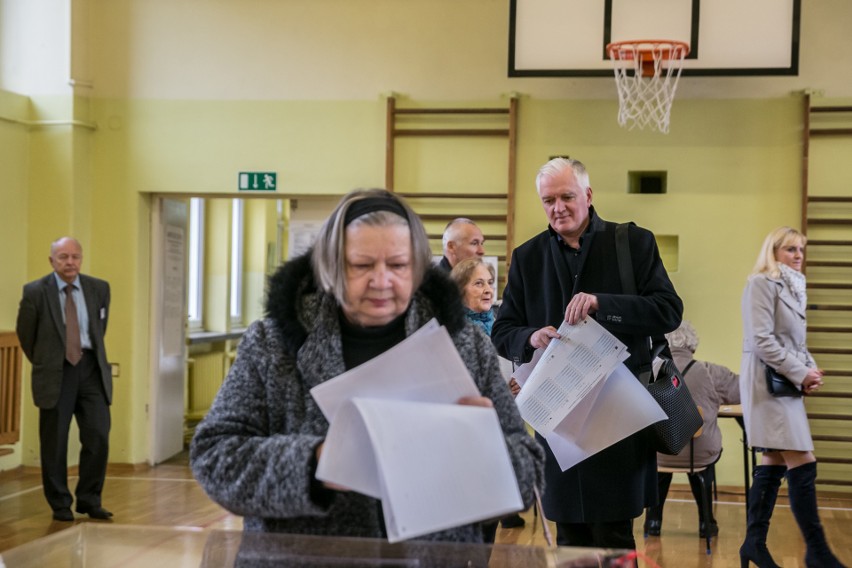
[739,465,786,568]
[787,462,847,568]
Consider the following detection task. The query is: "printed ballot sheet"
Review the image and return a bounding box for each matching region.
[310,319,480,421]
[316,398,523,543]
[515,318,628,434]
[310,319,523,542]
[513,318,666,471]
[544,364,667,470]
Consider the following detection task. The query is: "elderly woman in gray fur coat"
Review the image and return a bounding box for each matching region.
[190,189,545,543]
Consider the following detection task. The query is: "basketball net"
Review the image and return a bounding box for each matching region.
[606,40,689,134]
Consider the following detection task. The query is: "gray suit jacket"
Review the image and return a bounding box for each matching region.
[16,273,112,409]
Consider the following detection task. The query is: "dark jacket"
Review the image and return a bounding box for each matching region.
[190,253,545,541]
[16,273,112,408]
[492,209,682,523]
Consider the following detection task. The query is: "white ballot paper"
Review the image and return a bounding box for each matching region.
[544,363,667,470]
[311,319,480,421]
[515,318,629,434]
[510,348,545,389]
[310,319,523,542]
[514,318,667,471]
[316,398,523,543]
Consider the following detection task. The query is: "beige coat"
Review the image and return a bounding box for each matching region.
[740,273,814,451]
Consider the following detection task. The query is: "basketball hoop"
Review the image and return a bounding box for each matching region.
[606,40,689,133]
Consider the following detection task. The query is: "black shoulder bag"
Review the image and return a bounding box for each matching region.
[764,365,803,397]
[614,223,703,455]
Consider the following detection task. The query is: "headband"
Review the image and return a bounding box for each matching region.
[343,196,409,227]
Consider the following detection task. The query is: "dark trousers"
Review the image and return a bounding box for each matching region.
[649,467,715,523]
[555,519,636,550]
[39,350,111,512]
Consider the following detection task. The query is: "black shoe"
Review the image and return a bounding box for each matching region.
[644,519,662,537]
[76,506,113,520]
[500,514,526,529]
[699,520,719,538]
[52,508,74,522]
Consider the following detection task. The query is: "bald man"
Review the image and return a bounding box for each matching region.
[438,218,486,271]
[16,237,113,522]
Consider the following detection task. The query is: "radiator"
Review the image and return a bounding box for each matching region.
[0,331,23,455]
[186,351,226,418]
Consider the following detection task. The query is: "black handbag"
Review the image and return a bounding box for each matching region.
[614,223,703,455]
[646,359,704,455]
[764,364,802,397]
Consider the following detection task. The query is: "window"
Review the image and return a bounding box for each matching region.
[187,198,205,330]
[230,199,244,325]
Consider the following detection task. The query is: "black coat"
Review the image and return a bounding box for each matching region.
[492,209,683,523]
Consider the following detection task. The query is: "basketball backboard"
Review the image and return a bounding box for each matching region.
[509,0,800,77]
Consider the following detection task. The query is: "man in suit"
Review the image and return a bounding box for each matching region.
[437,218,486,271]
[16,237,114,522]
[492,158,682,550]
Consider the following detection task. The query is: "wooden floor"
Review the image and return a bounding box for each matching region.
[1,453,850,567]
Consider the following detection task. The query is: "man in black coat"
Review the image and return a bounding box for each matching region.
[16,237,113,522]
[492,158,682,549]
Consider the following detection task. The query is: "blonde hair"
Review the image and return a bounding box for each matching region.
[751,226,806,278]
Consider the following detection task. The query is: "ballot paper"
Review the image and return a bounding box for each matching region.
[511,348,544,389]
[514,318,667,471]
[310,319,523,542]
[543,363,667,470]
[311,319,480,421]
[316,398,523,543]
[515,318,629,434]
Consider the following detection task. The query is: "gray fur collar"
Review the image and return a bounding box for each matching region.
[265,252,467,356]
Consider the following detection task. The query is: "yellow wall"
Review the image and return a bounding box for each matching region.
[0,89,810,489]
[0,91,30,472]
[2,0,851,493]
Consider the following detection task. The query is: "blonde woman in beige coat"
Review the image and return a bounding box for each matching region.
[739,227,845,568]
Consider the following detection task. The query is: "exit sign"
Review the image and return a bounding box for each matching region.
[239,172,277,191]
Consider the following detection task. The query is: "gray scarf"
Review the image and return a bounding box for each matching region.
[779,263,807,310]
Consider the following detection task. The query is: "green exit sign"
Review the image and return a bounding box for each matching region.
[239,172,277,191]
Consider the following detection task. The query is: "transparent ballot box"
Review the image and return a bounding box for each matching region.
[0,524,631,567]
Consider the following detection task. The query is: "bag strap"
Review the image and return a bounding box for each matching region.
[682,359,698,376]
[615,223,649,384]
[614,223,635,295]
[614,222,671,385]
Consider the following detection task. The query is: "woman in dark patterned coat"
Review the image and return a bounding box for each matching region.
[190,189,544,544]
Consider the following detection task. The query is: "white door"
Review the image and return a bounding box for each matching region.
[149,198,188,464]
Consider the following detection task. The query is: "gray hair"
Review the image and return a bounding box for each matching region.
[442,218,479,253]
[311,189,432,306]
[665,320,699,353]
[535,158,590,194]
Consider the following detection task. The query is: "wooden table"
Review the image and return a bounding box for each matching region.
[718,403,756,510]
